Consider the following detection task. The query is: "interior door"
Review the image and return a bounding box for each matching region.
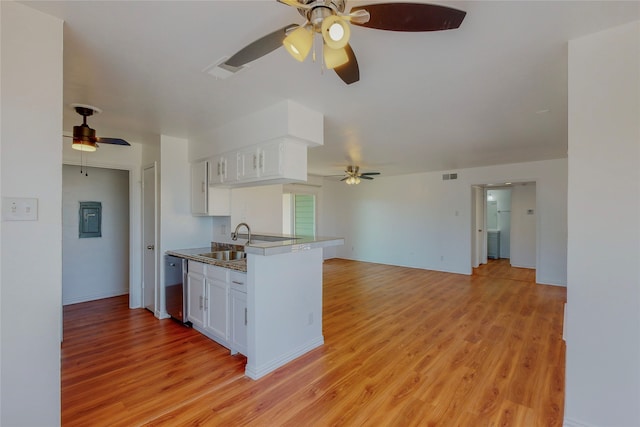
[142,164,157,313]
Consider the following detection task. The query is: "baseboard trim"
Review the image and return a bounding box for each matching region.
[564,417,594,427]
[245,336,324,380]
[63,289,129,305]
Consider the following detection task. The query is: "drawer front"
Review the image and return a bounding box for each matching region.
[206,264,229,282]
[189,260,205,275]
[230,271,247,293]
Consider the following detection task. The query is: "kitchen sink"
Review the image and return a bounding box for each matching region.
[199,250,246,261]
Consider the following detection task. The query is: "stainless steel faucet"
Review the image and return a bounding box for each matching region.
[231,222,251,246]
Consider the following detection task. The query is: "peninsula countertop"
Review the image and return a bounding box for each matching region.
[239,233,344,256]
[166,234,344,272]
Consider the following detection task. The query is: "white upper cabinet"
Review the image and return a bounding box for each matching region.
[191,160,231,216]
[209,153,239,185]
[210,139,307,187]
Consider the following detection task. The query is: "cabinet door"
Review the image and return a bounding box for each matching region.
[239,147,260,180]
[190,161,207,215]
[187,272,205,329]
[224,152,239,184]
[208,156,224,185]
[230,289,248,356]
[259,141,283,178]
[205,279,229,340]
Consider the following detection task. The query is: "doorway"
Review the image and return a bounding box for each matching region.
[62,165,130,305]
[471,182,537,271]
[142,163,157,314]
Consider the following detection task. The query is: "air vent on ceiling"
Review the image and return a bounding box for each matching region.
[203,57,244,79]
[442,173,458,181]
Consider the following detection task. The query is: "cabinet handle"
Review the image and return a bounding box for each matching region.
[199,296,203,310]
[232,280,244,285]
[244,308,247,326]
[222,161,226,175]
[253,154,257,170]
[217,162,221,176]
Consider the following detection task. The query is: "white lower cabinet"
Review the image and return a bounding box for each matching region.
[187,261,245,354]
[186,270,206,329]
[205,276,229,342]
[229,272,248,356]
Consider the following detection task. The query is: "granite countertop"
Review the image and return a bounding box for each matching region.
[238,233,344,256]
[166,244,247,272]
[166,234,344,271]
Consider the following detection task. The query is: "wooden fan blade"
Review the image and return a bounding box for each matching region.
[97,137,130,146]
[225,24,298,67]
[334,44,359,85]
[359,175,374,180]
[360,172,380,176]
[350,3,466,32]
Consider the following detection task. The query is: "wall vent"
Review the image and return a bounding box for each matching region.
[442,173,458,181]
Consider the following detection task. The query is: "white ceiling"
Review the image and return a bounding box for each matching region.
[23,0,640,177]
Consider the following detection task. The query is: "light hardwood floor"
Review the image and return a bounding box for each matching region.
[62,258,566,426]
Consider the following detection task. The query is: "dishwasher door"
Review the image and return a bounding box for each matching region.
[165,255,190,325]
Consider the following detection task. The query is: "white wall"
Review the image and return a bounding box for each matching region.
[322,158,567,285]
[63,137,144,308]
[158,135,213,316]
[510,183,536,268]
[565,21,640,427]
[62,165,129,304]
[230,184,284,236]
[0,2,62,424]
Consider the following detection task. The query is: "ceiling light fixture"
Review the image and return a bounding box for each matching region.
[323,45,349,69]
[321,15,350,49]
[283,26,313,61]
[345,175,361,185]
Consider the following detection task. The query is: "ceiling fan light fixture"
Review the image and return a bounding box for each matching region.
[322,15,350,49]
[323,45,349,69]
[283,26,313,62]
[72,139,97,152]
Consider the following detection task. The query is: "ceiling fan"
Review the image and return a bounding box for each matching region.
[223,0,466,85]
[66,104,131,152]
[341,165,380,184]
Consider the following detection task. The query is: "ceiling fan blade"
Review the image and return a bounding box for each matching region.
[96,137,130,146]
[360,172,380,176]
[277,0,312,10]
[340,176,349,181]
[225,24,298,67]
[359,175,374,180]
[343,9,370,25]
[350,3,466,32]
[334,44,359,85]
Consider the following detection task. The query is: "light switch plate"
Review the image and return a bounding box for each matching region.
[2,197,38,221]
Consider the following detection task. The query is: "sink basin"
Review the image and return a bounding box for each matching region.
[199,251,246,261]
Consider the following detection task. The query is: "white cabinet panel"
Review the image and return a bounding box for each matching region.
[205,279,229,340]
[187,271,205,329]
[190,161,208,215]
[191,159,230,216]
[230,289,247,356]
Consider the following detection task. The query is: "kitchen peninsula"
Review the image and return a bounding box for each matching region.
[168,233,343,380]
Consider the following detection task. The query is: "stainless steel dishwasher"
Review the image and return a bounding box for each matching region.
[165,255,191,326]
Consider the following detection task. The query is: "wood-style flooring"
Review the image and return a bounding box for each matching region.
[62,258,566,426]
